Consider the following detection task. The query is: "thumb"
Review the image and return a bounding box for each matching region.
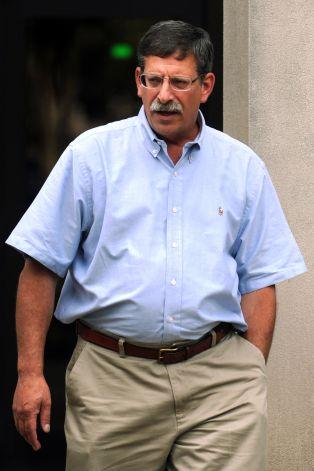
[40,393,51,433]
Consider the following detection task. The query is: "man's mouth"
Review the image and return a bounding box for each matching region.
[155,110,179,115]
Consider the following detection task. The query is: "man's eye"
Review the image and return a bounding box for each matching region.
[147,76,162,87]
[171,78,190,89]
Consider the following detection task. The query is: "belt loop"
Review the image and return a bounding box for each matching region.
[210,329,217,347]
[118,338,126,357]
[185,345,190,360]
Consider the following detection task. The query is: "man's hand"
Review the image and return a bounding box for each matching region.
[13,374,51,451]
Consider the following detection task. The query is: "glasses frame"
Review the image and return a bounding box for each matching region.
[139,73,203,92]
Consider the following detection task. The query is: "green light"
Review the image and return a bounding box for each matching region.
[110,43,134,60]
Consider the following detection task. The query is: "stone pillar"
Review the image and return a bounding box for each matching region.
[223,1,314,469]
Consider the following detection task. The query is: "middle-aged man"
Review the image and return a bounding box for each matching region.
[7,20,306,471]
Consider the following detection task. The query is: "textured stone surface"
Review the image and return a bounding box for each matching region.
[224,1,313,469]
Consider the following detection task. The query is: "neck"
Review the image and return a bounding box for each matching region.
[167,143,184,164]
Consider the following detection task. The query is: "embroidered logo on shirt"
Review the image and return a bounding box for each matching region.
[218,207,224,216]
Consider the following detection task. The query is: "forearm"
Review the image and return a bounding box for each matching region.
[16,258,58,377]
[240,285,276,361]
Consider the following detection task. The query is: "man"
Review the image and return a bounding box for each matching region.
[7,20,306,470]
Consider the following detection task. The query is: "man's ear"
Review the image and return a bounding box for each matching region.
[200,72,215,104]
[135,67,143,98]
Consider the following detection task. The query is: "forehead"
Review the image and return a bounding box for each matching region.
[143,54,198,75]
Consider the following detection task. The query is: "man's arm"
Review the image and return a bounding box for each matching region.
[12,257,58,451]
[240,285,276,362]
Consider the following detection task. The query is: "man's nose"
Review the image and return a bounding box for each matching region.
[157,78,175,103]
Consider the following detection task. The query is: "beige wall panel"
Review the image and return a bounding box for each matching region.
[224,1,313,469]
[223,0,249,143]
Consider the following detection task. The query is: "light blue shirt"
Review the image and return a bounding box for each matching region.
[6,107,307,343]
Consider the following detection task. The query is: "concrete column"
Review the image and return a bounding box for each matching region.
[224,1,314,470]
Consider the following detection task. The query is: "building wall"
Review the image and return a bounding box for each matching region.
[223,1,314,469]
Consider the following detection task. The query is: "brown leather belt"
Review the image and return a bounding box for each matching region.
[77,321,234,364]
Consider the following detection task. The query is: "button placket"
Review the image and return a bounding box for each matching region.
[163,170,183,342]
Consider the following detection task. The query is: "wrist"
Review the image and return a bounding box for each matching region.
[17,364,44,378]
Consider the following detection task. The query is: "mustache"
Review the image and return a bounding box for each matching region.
[150,99,183,113]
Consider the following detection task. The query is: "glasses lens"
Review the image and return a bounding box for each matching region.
[170,77,191,90]
[141,74,163,88]
[140,74,193,91]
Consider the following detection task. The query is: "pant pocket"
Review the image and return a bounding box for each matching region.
[238,334,266,368]
[66,337,88,379]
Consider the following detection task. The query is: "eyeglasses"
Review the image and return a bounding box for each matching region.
[139,73,201,92]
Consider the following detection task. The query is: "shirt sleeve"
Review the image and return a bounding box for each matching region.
[233,156,307,294]
[5,144,92,278]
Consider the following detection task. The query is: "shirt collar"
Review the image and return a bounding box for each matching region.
[136,105,205,159]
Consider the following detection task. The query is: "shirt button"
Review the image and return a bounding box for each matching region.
[173,171,178,177]
[152,149,158,157]
[170,278,177,286]
[172,207,178,213]
[172,242,178,248]
[167,316,174,323]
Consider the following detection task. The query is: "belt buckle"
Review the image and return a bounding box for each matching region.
[158,346,180,363]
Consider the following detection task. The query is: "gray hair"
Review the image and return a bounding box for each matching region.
[137,20,214,75]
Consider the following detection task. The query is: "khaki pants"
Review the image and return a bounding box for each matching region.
[65,332,267,471]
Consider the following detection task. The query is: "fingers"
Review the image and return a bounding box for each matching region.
[13,410,41,450]
[40,394,51,434]
[13,399,51,450]
[12,376,51,451]
[24,415,41,451]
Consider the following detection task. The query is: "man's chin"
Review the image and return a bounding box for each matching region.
[151,126,182,143]
[146,112,182,140]
[151,120,177,135]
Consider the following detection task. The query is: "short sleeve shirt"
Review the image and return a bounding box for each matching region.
[6,107,307,343]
